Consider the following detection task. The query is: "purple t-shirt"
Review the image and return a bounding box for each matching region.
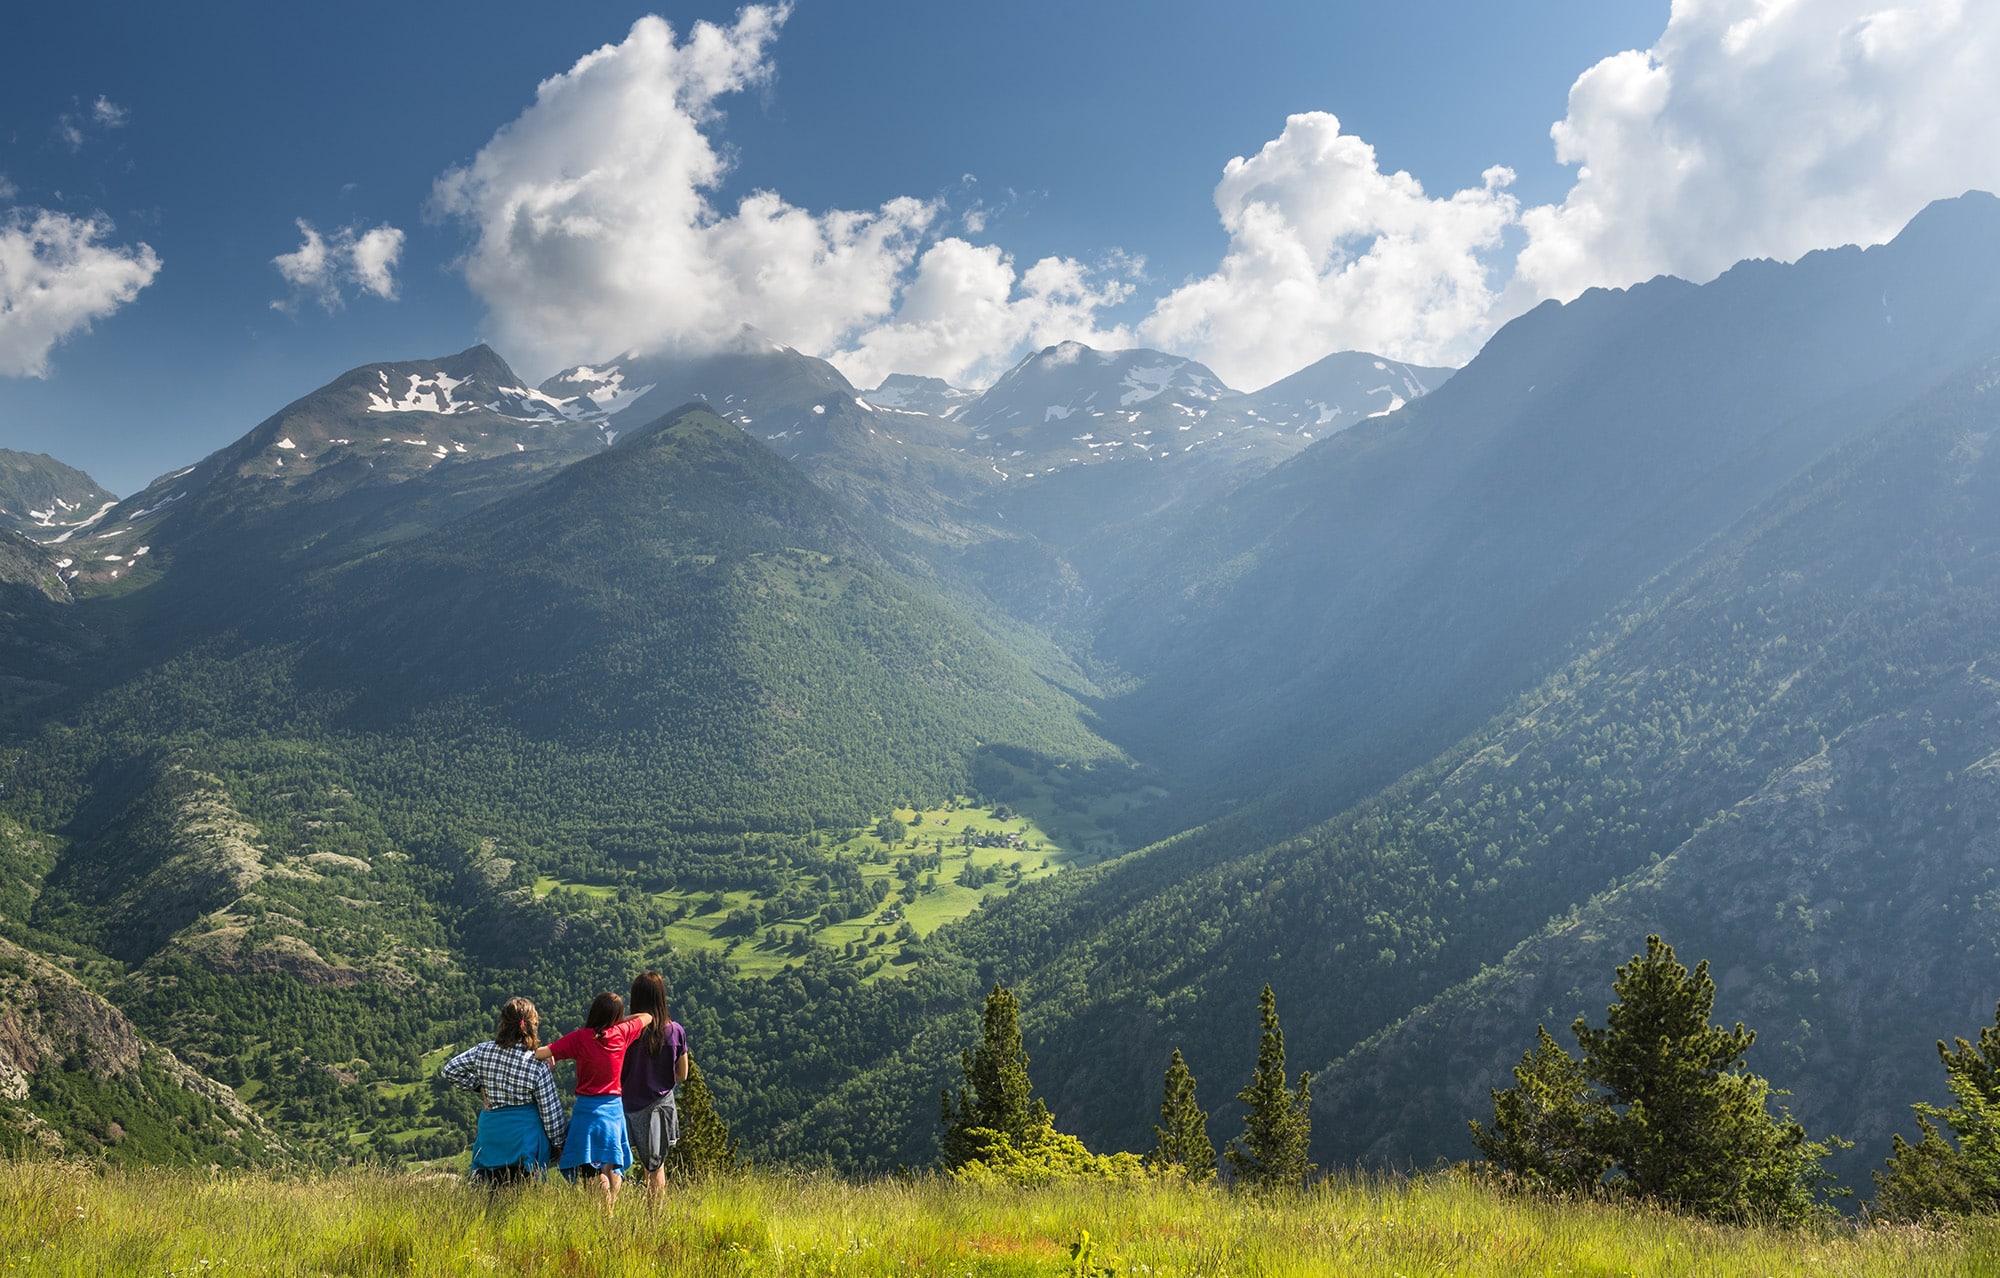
[620,1019,688,1112]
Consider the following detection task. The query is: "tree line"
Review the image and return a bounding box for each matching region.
[931,937,2000,1223]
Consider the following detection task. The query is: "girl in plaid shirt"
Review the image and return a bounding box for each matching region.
[439,997,567,1181]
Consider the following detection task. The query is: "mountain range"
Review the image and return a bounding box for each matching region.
[4,192,2000,1186]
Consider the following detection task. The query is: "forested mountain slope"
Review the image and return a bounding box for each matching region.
[795,343,2000,1176]
[1311,346,2000,1179]
[1096,192,2000,841]
[0,404,1111,1158]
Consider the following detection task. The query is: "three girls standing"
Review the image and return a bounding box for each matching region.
[445,972,691,1203]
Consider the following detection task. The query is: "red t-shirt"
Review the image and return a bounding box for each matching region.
[547,1018,645,1095]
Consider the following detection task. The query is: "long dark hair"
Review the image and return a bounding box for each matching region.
[585,990,624,1040]
[629,970,669,1058]
[495,996,539,1051]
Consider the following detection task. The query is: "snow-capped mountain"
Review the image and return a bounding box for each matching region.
[957,342,1231,440]
[52,345,615,585]
[537,329,859,445]
[946,341,1316,481]
[863,374,978,417]
[1221,351,1455,438]
[0,449,118,540]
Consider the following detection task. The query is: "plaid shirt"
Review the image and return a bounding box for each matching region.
[439,1040,567,1149]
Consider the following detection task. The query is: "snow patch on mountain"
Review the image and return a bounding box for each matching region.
[368,371,481,416]
[1119,363,1187,406]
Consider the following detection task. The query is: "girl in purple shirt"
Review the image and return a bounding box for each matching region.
[623,970,691,1193]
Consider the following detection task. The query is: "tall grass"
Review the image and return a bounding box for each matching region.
[8,1160,2000,1276]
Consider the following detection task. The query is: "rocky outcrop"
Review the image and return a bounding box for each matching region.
[0,935,272,1149]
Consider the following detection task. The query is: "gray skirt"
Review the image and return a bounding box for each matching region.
[626,1092,680,1172]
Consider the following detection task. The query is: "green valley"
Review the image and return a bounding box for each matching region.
[533,787,1146,980]
[9,195,2000,1207]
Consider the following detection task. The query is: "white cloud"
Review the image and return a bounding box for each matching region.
[57,96,128,151]
[1145,3,2000,386]
[832,240,1136,389]
[1137,112,1519,388]
[271,219,406,311]
[438,6,1040,381]
[438,0,2000,399]
[1511,0,2000,307]
[433,8,1161,387]
[347,226,405,299]
[0,208,161,378]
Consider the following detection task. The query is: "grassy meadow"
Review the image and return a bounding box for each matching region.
[10,1161,2000,1277]
[533,793,1138,980]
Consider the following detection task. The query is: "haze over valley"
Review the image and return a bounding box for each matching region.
[7,2,2000,1216]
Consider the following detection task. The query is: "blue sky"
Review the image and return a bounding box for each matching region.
[5,1,1997,494]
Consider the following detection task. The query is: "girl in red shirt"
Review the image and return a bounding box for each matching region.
[537,990,652,1207]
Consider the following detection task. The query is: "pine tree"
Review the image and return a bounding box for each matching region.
[940,984,1051,1167]
[1575,935,1832,1218]
[1475,936,1840,1221]
[1876,1002,2000,1219]
[1226,984,1313,1190]
[1151,1047,1215,1178]
[1469,1025,1612,1193]
[663,1060,738,1178]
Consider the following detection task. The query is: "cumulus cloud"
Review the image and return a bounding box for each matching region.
[271,219,406,311]
[438,6,917,373]
[1138,112,1519,388]
[0,209,161,377]
[1150,3,2000,386]
[438,0,2000,396]
[91,96,127,128]
[1511,0,2000,307]
[832,240,1137,389]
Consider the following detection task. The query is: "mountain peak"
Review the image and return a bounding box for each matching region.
[1889,189,2000,250]
[864,373,977,416]
[433,343,520,386]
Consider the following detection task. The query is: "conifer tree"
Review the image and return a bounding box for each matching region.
[1152,1047,1215,1178]
[1226,984,1313,1190]
[941,984,1051,1166]
[1469,1025,1612,1192]
[1576,935,1831,1218]
[663,1060,738,1177]
[1474,936,1839,1221]
[1876,1002,2000,1219]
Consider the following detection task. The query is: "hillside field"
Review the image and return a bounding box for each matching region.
[11,1161,2000,1277]
[532,791,1141,979]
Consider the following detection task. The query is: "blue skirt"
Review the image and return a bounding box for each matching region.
[559,1094,632,1175]
[469,1104,552,1175]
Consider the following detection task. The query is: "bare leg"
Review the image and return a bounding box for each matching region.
[645,1165,666,1195]
[605,1169,622,1210]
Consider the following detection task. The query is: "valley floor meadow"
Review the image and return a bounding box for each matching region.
[10,1161,2000,1277]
